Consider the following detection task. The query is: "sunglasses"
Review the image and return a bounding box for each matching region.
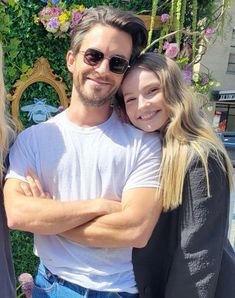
[79,48,130,74]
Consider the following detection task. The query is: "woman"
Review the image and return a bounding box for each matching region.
[0,42,16,297]
[118,52,235,298]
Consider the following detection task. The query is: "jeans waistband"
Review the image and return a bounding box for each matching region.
[38,263,139,297]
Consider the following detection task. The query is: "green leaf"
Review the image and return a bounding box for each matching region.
[7,66,17,77]
[21,63,30,72]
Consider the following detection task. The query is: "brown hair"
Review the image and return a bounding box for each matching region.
[70,6,147,64]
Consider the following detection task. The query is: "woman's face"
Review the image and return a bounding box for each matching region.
[121,67,169,132]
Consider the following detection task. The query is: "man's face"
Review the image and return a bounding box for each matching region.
[67,24,132,107]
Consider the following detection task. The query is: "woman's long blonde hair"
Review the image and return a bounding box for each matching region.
[0,43,15,182]
[118,52,234,211]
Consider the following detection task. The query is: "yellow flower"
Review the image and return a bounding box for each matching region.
[34,15,40,25]
[59,11,70,24]
[77,5,85,12]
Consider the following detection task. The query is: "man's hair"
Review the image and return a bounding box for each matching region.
[70,6,147,64]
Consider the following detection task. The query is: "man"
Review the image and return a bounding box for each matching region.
[4,6,162,298]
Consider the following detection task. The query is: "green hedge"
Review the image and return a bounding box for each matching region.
[11,231,39,279]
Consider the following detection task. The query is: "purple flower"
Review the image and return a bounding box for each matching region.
[200,77,209,85]
[161,13,169,23]
[48,17,59,29]
[205,27,213,37]
[52,0,60,5]
[18,273,34,298]
[182,70,193,85]
[164,43,180,59]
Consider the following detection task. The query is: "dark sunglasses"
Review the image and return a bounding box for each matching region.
[79,48,130,74]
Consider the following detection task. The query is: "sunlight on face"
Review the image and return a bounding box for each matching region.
[121,67,169,132]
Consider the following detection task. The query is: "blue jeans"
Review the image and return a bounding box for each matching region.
[32,263,139,298]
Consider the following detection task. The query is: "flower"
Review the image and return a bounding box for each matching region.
[182,70,193,85]
[164,43,180,59]
[37,1,86,37]
[18,273,34,298]
[163,41,169,50]
[161,13,169,23]
[191,70,220,95]
[200,76,209,85]
[205,27,213,37]
[70,8,83,29]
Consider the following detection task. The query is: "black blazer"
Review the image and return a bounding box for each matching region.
[133,156,235,298]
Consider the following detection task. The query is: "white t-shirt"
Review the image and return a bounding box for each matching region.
[7,110,161,293]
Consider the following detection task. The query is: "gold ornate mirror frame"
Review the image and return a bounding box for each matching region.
[8,57,70,131]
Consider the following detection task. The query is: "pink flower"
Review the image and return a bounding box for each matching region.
[70,9,83,29]
[161,13,169,23]
[163,41,169,50]
[205,27,213,37]
[18,273,34,298]
[164,43,180,59]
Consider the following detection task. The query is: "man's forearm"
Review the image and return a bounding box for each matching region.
[60,193,162,248]
[4,179,121,235]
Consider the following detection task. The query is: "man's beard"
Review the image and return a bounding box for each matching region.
[74,72,117,107]
[77,89,111,107]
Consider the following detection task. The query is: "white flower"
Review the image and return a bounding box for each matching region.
[60,22,70,32]
[46,24,58,33]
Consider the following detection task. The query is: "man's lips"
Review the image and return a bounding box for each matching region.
[87,77,110,86]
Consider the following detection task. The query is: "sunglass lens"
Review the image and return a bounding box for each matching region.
[84,49,103,66]
[110,56,129,74]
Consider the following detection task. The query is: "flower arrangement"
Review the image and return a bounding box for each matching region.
[150,12,219,97]
[181,63,220,95]
[191,70,220,95]
[35,0,86,37]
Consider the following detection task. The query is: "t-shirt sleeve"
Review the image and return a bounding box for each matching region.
[123,132,161,192]
[6,128,36,182]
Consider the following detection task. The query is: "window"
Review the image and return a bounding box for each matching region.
[227,29,235,74]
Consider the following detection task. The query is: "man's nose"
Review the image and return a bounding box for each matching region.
[95,58,110,74]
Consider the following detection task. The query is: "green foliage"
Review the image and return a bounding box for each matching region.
[10,230,39,278]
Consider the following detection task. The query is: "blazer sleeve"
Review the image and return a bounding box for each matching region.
[165,156,230,298]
